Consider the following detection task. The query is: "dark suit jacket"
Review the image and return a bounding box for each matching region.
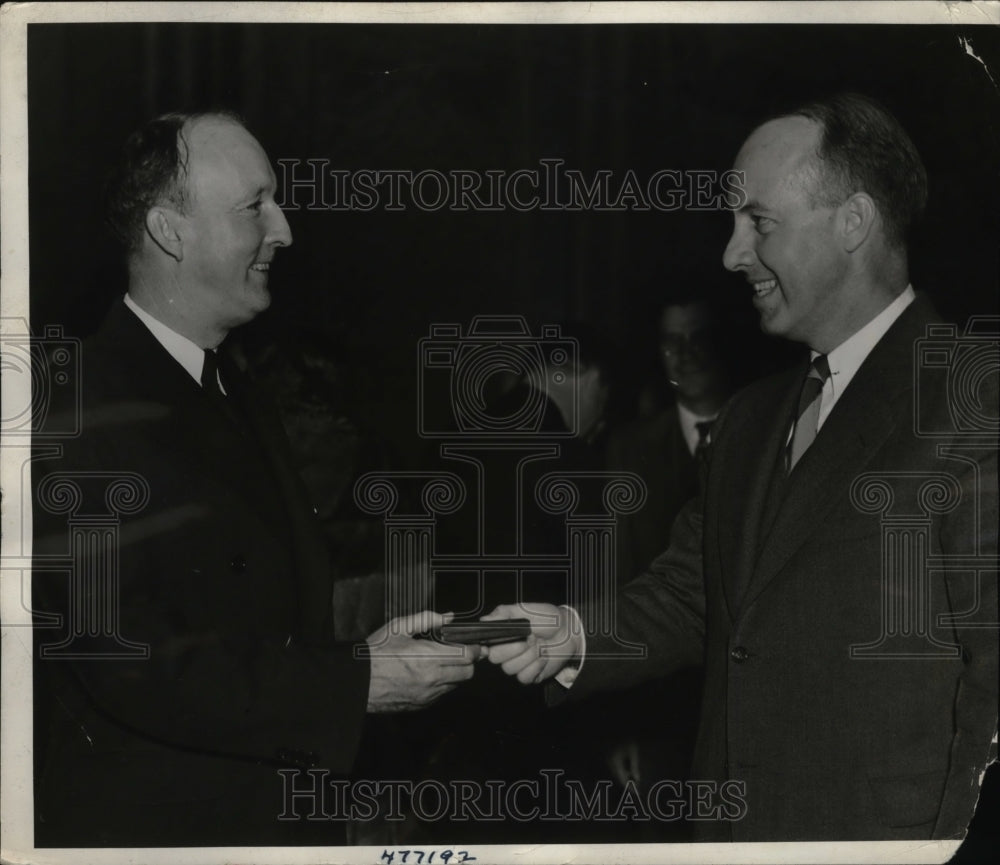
[32,299,370,847]
[563,295,998,841]
[606,406,699,581]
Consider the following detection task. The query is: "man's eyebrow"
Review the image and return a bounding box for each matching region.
[232,185,269,207]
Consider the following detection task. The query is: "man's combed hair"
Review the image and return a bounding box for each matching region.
[104,110,245,252]
[786,93,928,248]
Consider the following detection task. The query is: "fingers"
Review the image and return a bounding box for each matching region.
[395,633,478,664]
[391,609,451,635]
[481,604,522,622]
[483,602,559,626]
[485,636,533,665]
[487,629,577,684]
[508,653,562,685]
[606,741,640,788]
[496,636,546,680]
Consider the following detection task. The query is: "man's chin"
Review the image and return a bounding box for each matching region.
[757,307,787,337]
[245,284,272,312]
[676,373,710,397]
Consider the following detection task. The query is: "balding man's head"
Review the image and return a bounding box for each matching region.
[107,111,292,347]
[779,93,927,250]
[723,95,924,352]
[105,110,244,254]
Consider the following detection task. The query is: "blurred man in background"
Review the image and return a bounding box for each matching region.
[602,292,734,838]
[609,293,733,579]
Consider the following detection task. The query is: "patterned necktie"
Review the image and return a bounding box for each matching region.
[786,354,831,473]
[201,349,224,396]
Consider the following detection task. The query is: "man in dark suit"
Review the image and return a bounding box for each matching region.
[608,295,732,579]
[31,111,476,847]
[602,295,732,834]
[484,94,998,841]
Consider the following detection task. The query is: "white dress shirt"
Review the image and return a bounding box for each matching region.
[677,402,719,456]
[124,293,224,393]
[814,285,915,432]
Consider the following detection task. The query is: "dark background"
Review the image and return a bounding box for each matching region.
[27,21,1000,857]
[29,22,1000,460]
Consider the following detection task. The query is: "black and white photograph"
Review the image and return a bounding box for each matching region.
[1,3,998,864]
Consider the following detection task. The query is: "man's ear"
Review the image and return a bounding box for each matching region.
[145,206,184,261]
[841,192,876,253]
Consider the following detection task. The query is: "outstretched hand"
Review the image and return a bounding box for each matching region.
[365,611,479,712]
[481,603,583,684]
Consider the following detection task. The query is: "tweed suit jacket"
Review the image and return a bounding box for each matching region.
[563,294,998,841]
[32,299,370,847]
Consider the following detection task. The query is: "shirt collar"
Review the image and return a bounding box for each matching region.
[816,285,916,402]
[676,401,719,456]
[124,292,208,386]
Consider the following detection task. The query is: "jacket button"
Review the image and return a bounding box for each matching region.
[730,646,749,663]
[230,555,247,574]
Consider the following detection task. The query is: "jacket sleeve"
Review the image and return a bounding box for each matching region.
[32,437,370,775]
[553,490,707,702]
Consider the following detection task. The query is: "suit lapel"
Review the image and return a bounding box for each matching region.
[715,367,801,620]
[738,295,936,613]
[97,301,334,641]
[218,347,335,642]
[98,304,305,577]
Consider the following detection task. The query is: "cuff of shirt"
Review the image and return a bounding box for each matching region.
[554,605,586,689]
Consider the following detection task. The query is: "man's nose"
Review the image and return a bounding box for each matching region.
[267,202,293,248]
[723,222,754,272]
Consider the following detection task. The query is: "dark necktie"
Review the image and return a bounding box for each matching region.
[694,418,715,464]
[201,348,248,433]
[201,349,224,396]
[786,354,831,472]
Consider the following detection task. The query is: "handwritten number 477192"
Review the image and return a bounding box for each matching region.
[380,851,476,864]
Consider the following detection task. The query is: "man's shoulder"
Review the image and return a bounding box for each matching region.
[46,299,188,456]
[612,407,677,442]
[77,297,190,400]
[607,408,678,459]
[728,363,802,415]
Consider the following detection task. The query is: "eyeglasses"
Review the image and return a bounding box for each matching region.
[659,328,719,360]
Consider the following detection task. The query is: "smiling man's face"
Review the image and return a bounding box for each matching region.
[723,116,848,351]
[175,116,292,333]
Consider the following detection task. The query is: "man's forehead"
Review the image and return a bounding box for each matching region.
[735,116,817,167]
[184,117,274,192]
[186,114,254,148]
[731,116,821,205]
